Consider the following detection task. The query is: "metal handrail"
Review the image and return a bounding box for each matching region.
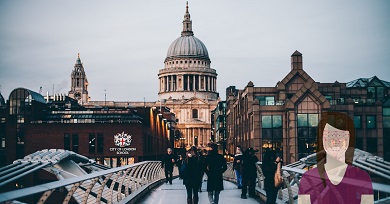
[0,161,177,203]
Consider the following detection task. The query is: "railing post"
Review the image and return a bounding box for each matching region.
[37,189,55,204]
[62,181,83,204]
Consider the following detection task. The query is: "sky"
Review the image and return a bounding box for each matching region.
[0,0,389,102]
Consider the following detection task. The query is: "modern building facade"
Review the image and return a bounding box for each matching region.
[211,101,227,150]
[157,3,218,149]
[225,51,390,163]
[2,88,175,167]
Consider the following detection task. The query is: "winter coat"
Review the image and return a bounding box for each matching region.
[204,152,227,191]
[162,153,175,171]
[233,154,243,172]
[241,153,259,179]
[262,161,277,191]
[183,155,203,188]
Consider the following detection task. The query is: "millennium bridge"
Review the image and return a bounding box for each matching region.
[0,149,389,204]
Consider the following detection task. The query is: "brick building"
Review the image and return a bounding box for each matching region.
[2,87,176,167]
[225,51,390,163]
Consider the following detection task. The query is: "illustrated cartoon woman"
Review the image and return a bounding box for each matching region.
[298,112,373,204]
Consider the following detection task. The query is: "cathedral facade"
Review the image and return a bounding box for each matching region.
[158,3,218,149]
[68,3,219,150]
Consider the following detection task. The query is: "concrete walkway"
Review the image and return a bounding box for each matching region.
[138,178,263,204]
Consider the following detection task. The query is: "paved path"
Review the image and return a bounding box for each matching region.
[138,178,263,204]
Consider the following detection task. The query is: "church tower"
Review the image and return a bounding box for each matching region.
[68,53,89,104]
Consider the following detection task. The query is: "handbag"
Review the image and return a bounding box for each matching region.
[274,162,283,188]
[179,163,189,179]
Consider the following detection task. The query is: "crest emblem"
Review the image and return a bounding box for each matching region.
[114,132,132,147]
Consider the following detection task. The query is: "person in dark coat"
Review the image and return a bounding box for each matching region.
[241,147,259,199]
[198,149,207,192]
[176,155,184,180]
[161,148,175,184]
[204,143,227,204]
[183,146,203,204]
[262,150,282,204]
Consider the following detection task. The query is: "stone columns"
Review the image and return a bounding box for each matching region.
[203,76,206,91]
[214,77,216,92]
[170,75,174,91]
[187,75,190,91]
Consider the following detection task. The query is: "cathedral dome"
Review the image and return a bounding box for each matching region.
[166,36,209,60]
[165,2,210,62]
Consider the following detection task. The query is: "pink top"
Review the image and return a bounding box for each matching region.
[299,165,373,204]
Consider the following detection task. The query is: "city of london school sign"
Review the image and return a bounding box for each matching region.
[110,132,136,154]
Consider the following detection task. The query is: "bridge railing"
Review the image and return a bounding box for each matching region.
[0,161,177,204]
[223,162,390,204]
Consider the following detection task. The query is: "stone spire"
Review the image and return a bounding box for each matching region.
[69,53,89,103]
[181,1,193,36]
[76,53,82,65]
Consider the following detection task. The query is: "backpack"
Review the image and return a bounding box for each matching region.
[179,163,189,179]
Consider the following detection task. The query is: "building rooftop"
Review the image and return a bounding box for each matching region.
[346,76,390,88]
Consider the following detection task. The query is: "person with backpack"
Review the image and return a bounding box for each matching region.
[262,150,283,204]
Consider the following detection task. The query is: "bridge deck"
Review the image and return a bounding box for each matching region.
[138,178,263,204]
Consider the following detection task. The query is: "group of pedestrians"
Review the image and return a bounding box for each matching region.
[162,145,282,204]
[227,146,283,203]
[180,143,227,204]
[226,146,259,199]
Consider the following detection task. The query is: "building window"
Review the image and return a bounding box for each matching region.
[1,138,5,148]
[324,96,333,105]
[64,134,70,150]
[368,86,385,101]
[297,113,318,159]
[354,116,361,129]
[72,134,79,153]
[383,108,390,128]
[192,109,198,118]
[256,96,275,105]
[261,115,283,157]
[366,116,376,129]
[366,138,377,153]
[89,133,95,153]
[97,134,104,153]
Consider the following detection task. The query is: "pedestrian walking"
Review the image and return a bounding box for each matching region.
[161,148,175,184]
[241,147,259,199]
[176,155,184,180]
[205,143,227,204]
[198,149,207,192]
[262,150,282,204]
[225,145,243,189]
[183,146,204,204]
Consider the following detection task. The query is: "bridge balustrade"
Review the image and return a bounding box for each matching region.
[0,161,178,204]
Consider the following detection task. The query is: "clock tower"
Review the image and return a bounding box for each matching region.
[68,53,89,104]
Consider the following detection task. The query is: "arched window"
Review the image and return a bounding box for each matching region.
[192,109,198,118]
